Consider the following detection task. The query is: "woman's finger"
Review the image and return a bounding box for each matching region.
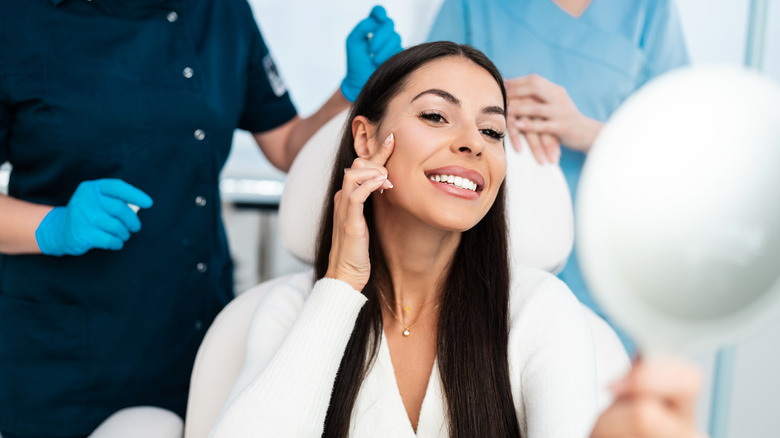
[346,174,389,212]
[342,167,385,187]
[347,157,388,174]
[540,133,561,164]
[519,118,548,164]
[507,123,525,153]
[591,396,697,438]
[509,99,554,119]
[341,167,393,198]
[369,132,395,167]
[505,74,557,102]
[333,174,390,237]
[515,117,557,136]
[612,358,702,416]
[504,76,535,98]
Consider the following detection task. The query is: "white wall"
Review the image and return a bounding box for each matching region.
[676,0,778,81]
[677,0,749,66]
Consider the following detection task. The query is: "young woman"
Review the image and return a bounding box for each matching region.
[210,42,703,438]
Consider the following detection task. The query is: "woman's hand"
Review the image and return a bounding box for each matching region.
[505,74,603,163]
[325,132,394,292]
[590,358,707,438]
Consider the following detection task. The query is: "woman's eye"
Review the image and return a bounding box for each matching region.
[420,112,446,123]
[481,128,505,141]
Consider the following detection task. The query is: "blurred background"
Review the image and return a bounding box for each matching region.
[1,0,777,436]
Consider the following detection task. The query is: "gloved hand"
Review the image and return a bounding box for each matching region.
[35,178,154,256]
[341,5,403,102]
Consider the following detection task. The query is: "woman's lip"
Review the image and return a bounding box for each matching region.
[428,178,480,199]
[424,166,486,190]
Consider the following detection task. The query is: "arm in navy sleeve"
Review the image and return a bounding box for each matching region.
[237,3,351,172]
[244,4,401,172]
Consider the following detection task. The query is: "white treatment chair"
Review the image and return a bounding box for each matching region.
[89,110,629,438]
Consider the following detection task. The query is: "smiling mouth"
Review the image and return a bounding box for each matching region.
[428,174,479,192]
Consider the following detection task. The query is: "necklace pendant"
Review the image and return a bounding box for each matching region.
[402,329,411,337]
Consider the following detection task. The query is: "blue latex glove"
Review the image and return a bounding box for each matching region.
[341,5,403,102]
[35,179,154,256]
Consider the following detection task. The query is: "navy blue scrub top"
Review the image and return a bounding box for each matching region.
[0,0,296,435]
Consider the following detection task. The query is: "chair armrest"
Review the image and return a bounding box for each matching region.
[89,406,183,438]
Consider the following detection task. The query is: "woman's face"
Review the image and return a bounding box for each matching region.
[369,56,507,232]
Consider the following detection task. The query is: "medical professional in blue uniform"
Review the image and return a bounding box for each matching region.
[428,0,689,353]
[0,1,401,437]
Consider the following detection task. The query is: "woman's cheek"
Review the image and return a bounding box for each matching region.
[489,146,508,182]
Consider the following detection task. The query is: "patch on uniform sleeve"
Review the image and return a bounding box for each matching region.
[262,54,287,97]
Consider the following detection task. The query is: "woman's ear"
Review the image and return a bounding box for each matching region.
[352,116,378,158]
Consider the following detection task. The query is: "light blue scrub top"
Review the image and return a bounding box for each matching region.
[428,0,689,353]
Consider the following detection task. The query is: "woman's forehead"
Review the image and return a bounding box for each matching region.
[401,57,503,104]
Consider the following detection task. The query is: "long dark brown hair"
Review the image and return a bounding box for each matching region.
[314,41,519,437]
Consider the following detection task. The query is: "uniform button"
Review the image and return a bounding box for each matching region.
[194,129,205,140]
[194,320,204,330]
[167,11,178,22]
[195,196,207,207]
[196,262,208,273]
[182,67,194,78]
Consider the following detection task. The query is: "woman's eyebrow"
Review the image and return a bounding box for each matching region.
[483,106,506,117]
[411,89,459,105]
[411,89,506,117]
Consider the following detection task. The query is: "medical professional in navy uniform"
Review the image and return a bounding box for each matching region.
[0,1,401,437]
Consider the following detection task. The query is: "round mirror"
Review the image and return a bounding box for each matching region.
[577,65,780,354]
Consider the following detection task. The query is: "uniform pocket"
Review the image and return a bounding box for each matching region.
[0,293,89,432]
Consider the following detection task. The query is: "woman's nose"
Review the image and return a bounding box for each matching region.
[451,129,485,157]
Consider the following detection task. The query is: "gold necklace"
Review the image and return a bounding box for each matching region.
[378,290,441,337]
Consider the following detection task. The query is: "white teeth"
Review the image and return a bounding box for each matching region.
[428,174,478,192]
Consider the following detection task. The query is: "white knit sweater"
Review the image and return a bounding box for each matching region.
[210,266,599,438]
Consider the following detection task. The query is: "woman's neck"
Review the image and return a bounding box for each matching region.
[551,0,592,18]
[373,204,460,314]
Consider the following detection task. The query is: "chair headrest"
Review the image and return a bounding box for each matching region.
[279,110,574,274]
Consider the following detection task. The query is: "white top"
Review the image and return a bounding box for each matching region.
[210,266,599,438]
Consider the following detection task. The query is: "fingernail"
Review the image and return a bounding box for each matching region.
[383,132,394,146]
[385,179,393,188]
[373,173,388,181]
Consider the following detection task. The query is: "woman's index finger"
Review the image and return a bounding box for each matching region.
[370,132,395,166]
